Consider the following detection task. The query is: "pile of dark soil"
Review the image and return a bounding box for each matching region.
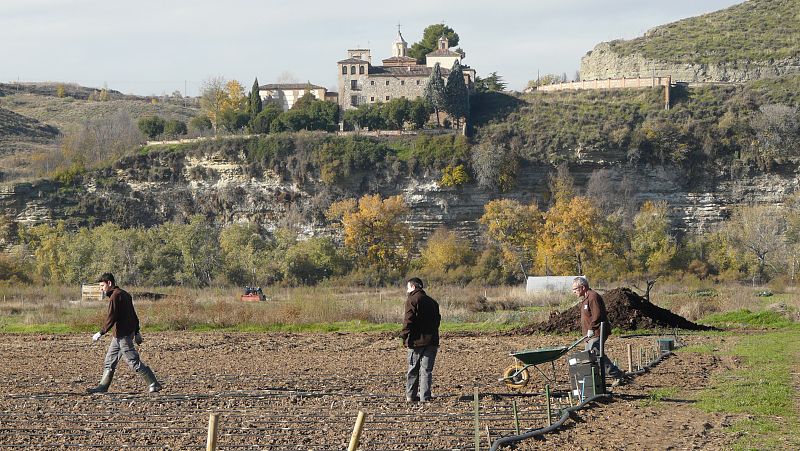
[517,287,714,334]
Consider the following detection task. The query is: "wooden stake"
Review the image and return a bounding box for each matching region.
[473,387,480,451]
[347,410,366,451]
[545,384,552,426]
[512,400,520,434]
[627,343,633,373]
[206,413,220,451]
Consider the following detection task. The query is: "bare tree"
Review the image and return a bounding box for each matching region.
[750,104,800,168]
[723,204,786,285]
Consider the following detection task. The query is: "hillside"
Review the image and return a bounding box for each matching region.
[0,107,59,152]
[580,0,800,82]
[0,91,198,134]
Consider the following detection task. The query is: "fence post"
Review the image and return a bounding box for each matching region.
[206,413,220,451]
[545,384,552,426]
[473,387,480,451]
[512,400,520,434]
[347,411,366,451]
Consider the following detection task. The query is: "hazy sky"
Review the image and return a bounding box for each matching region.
[1,0,744,96]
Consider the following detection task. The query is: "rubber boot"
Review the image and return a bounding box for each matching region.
[86,369,114,394]
[140,367,162,393]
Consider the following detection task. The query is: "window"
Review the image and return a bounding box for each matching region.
[350,95,359,106]
[370,80,375,86]
[385,80,390,86]
[416,80,420,85]
[359,66,365,75]
[401,80,405,86]
[341,65,347,75]
[350,80,357,90]
[385,96,390,101]
[370,96,374,102]
[350,66,356,75]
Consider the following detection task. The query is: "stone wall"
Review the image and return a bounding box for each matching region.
[580,42,800,83]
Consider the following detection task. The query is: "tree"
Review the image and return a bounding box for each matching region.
[631,201,677,276]
[409,24,460,63]
[338,194,414,274]
[750,104,800,168]
[418,227,473,273]
[137,116,165,139]
[248,77,263,119]
[163,119,188,138]
[174,215,221,286]
[471,141,517,192]
[409,98,432,129]
[424,63,446,126]
[547,163,576,206]
[189,115,213,133]
[536,196,613,276]
[722,205,786,284]
[479,199,542,278]
[444,60,469,127]
[219,222,269,285]
[199,76,227,135]
[382,98,411,130]
[474,72,506,93]
[249,104,281,134]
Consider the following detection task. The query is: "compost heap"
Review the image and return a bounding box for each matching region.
[517,287,714,334]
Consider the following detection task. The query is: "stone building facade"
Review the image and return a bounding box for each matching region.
[337,30,475,111]
[258,83,327,111]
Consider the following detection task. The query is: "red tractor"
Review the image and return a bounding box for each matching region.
[241,286,267,302]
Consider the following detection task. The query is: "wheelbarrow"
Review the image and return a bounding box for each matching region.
[499,336,587,389]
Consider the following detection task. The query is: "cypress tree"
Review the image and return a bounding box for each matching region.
[424,63,446,126]
[249,77,263,118]
[444,60,469,128]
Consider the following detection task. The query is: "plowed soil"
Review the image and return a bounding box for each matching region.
[0,332,738,450]
[518,288,714,335]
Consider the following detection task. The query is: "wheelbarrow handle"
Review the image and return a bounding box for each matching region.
[566,335,588,352]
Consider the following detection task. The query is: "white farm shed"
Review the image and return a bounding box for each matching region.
[525,276,584,293]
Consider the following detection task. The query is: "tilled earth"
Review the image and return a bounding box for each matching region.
[0,332,738,450]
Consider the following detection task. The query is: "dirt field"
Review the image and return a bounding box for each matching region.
[0,331,738,450]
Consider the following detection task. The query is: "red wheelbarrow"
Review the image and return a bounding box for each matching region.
[499,336,587,389]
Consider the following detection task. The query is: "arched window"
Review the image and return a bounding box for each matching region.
[350,66,356,75]
[341,65,347,75]
[359,66,365,74]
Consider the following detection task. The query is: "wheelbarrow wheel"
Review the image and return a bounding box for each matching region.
[502,364,530,389]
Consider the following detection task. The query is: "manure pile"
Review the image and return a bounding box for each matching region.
[517,287,714,334]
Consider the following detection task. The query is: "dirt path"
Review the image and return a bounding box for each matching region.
[0,332,737,449]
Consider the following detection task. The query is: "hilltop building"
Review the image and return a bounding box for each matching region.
[337,29,475,111]
[258,83,327,111]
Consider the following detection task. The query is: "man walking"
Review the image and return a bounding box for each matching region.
[572,276,627,385]
[87,273,162,394]
[401,277,441,402]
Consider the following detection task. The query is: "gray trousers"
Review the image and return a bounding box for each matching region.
[103,333,148,374]
[585,337,624,378]
[406,345,438,401]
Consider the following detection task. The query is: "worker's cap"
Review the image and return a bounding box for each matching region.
[96,272,115,285]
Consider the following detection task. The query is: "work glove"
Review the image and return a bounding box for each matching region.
[586,329,595,338]
[92,331,102,342]
[134,332,143,345]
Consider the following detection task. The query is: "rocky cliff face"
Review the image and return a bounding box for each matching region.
[580,42,800,83]
[2,143,798,241]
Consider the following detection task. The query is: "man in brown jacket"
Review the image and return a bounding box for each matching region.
[572,276,626,385]
[87,273,162,394]
[401,277,441,402]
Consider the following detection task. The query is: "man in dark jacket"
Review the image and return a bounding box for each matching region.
[87,273,162,394]
[572,276,626,385]
[401,277,441,402]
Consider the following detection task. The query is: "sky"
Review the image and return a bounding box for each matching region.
[0,0,745,97]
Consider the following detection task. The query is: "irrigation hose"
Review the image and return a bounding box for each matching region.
[489,349,672,451]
